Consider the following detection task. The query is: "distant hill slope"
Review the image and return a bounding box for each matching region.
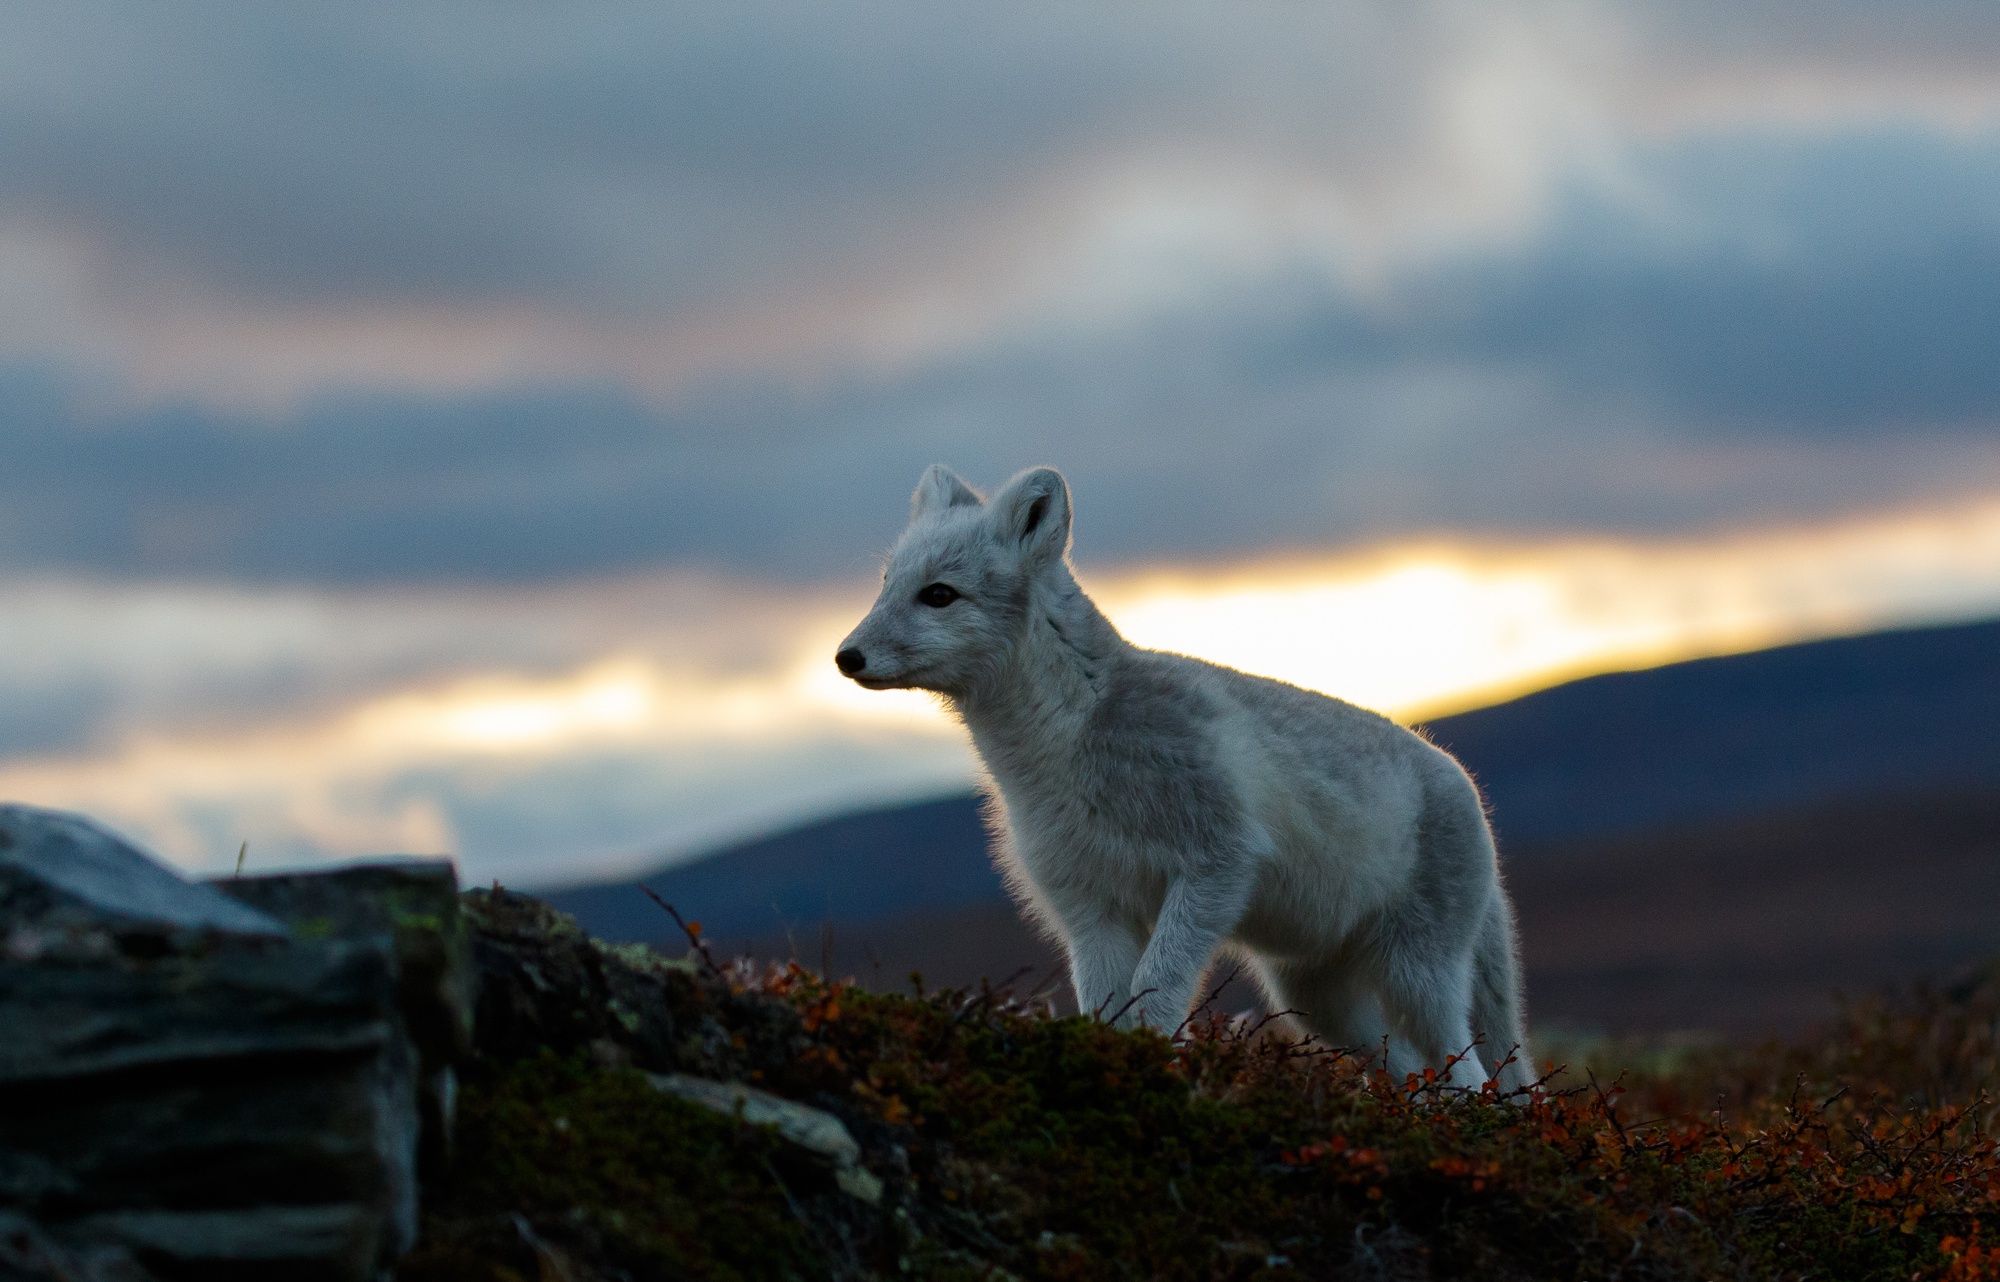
[543,616,2000,974]
[1428,615,2000,846]
[1508,783,2000,1035]
[706,782,2000,1037]
[544,796,994,950]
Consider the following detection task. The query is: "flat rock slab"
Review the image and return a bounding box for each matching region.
[648,1073,883,1203]
[0,805,463,1282]
[0,937,399,1082]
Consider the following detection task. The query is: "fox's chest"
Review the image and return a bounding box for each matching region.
[970,667,1241,853]
[998,787,1173,916]
[988,737,1240,877]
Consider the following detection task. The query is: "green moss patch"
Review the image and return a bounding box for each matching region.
[402,1051,818,1282]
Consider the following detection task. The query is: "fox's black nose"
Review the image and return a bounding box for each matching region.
[835,647,866,675]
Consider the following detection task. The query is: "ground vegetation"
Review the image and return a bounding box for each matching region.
[400,889,2000,1281]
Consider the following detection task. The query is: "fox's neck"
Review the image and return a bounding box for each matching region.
[956,566,1126,773]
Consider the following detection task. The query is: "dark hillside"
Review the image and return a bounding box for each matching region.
[684,783,2000,1038]
[540,616,2000,1036]
[1506,783,2000,1035]
[546,796,991,949]
[1427,615,2000,845]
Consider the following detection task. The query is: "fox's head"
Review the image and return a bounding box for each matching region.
[835,464,1073,698]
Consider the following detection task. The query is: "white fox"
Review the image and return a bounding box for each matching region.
[836,465,1529,1089]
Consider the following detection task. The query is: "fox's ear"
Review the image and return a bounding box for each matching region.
[911,464,983,518]
[991,466,1072,566]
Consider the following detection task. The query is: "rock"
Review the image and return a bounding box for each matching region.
[0,805,453,1281]
[458,887,716,1072]
[837,1167,888,1207]
[212,858,474,1065]
[58,1206,380,1266]
[0,927,405,1080]
[648,1073,885,1204]
[0,1208,155,1281]
[213,858,475,1177]
[0,804,284,950]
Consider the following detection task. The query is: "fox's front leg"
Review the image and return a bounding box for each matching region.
[1058,901,1145,1020]
[1129,866,1256,1031]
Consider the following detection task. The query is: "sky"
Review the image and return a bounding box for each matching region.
[4,2,2000,885]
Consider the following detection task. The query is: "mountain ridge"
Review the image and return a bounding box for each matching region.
[542,615,2000,983]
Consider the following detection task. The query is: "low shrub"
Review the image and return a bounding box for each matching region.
[401,890,2000,1281]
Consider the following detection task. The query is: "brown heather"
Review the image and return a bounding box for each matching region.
[400,889,2000,1281]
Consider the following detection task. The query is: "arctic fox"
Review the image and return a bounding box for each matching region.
[835,465,1529,1089]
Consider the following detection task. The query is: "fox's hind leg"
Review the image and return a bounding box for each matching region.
[1256,952,1393,1059]
[1364,762,1504,1089]
[1375,939,1488,1088]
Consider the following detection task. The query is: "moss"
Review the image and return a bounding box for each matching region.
[596,938,700,979]
[828,1002,1314,1275]
[288,915,335,941]
[409,894,2000,1281]
[402,1050,820,1282]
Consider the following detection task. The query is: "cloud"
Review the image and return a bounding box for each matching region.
[0,4,1487,306]
[2,3,2000,591]
[0,2,1319,401]
[3,1,2000,405]
[9,496,2000,883]
[0,570,866,758]
[1407,129,2000,432]
[9,2,2000,879]
[11,117,2000,589]
[0,574,972,881]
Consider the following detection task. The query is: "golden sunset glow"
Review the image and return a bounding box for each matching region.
[8,495,2000,881]
[1098,497,2000,718]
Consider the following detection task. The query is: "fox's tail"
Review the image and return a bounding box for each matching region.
[1470,892,1532,1091]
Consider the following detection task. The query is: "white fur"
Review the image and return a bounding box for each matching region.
[836,465,1530,1089]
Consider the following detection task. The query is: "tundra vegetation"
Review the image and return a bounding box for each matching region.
[403,888,2000,1281]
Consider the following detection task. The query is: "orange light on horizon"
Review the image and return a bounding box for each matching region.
[5,495,2000,875]
[1095,499,2000,719]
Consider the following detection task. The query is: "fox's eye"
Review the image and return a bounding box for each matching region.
[916,583,959,608]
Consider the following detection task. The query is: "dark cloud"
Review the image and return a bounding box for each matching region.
[0,3,1304,310]
[1415,131,2000,432]
[18,0,1987,319]
[3,7,2000,586]
[9,119,2000,588]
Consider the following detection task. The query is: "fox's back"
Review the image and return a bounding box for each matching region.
[1151,648,1447,802]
